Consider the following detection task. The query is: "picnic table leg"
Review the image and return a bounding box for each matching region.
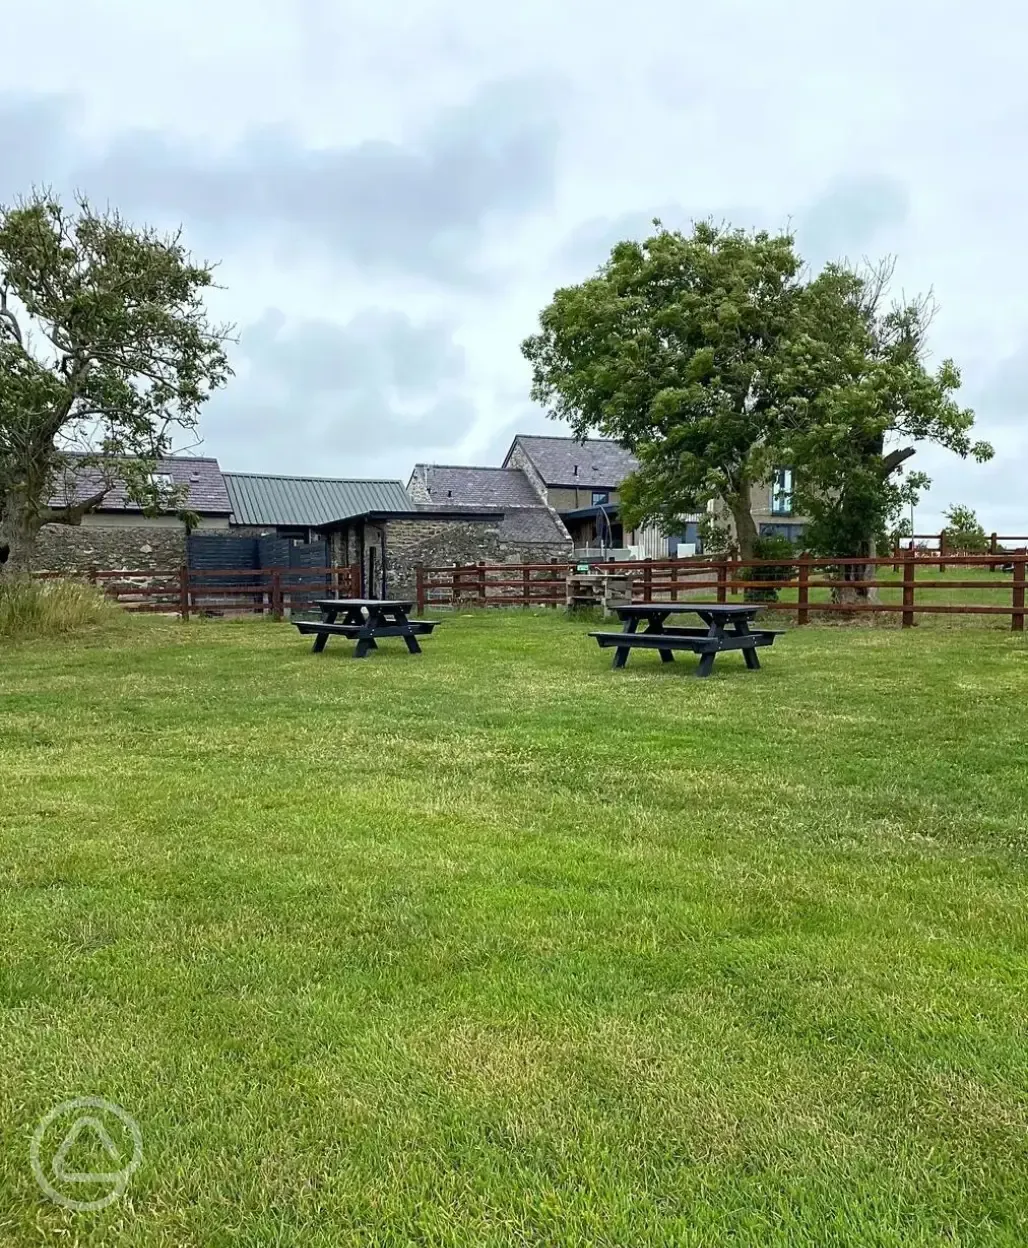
[696,650,716,678]
[392,608,423,654]
[730,616,761,670]
[351,607,379,658]
[643,615,674,663]
[612,613,641,669]
[312,606,341,652]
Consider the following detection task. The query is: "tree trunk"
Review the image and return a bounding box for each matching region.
[0,493,41,580]
[833,535,880,608]
[728,488,759,561]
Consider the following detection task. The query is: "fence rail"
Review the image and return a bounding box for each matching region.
[33,554,1028,630]
[417,554,1028,631]
[895,532,1028,567]
[35,565,361,618]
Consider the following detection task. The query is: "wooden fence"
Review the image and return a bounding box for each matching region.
[417,554,1028,631]
[36,565,361,619]
[895,532,1028,569]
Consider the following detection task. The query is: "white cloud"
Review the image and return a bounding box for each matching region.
[1,0,1026,528]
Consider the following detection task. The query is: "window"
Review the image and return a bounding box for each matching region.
[771,468,793,515]
[149,472,174,490]
[591,491,610,506]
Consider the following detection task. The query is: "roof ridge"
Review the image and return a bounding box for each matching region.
[223,471,404,485]
[518,433,620,445]
[420,464,525,472]
[59,451,220,463]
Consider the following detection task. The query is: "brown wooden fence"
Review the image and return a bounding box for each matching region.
[894,532,1028,569]
[417,554,1028,631]
[35,565,361,619]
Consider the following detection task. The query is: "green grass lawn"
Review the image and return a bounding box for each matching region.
[1,611,1027,1246]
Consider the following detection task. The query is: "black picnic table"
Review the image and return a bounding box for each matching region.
[293,598,439,657]
[590,602,781,677]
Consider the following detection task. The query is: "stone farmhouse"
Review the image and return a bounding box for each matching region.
[34,435,806,595]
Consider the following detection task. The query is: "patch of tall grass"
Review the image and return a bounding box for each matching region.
[0,575,118,639]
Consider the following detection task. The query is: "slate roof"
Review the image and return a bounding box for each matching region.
[409,464,568,545]
[414,465,543,509]
[497,508,569,544]
[223,473,412,527]
[48,455,231,514]
[508,435,639,488]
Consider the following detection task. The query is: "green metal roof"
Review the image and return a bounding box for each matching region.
[223,473,412,527]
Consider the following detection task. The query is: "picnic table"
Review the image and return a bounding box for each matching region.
[590,602,781,677]
[294,599,439,658]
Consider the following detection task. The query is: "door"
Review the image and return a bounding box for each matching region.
[367,546,377,598]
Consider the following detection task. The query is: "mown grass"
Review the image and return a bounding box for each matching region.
[1,611,1027,1246]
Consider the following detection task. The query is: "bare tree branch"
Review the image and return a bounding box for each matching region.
[41,485,112,526]
[0,283,24,346]
[881,446,916,476]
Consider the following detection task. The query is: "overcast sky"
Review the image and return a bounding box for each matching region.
[2,0,1026,530]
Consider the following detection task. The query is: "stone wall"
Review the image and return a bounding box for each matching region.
[504,443,550,500]
[34,523,186,575]
[405,467,431,503]
[383,517,503,598]
[497,539,570,566]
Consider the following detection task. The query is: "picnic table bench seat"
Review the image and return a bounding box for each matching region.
[294,619,439,639]
[296,599,439,657]
[589,628,778,653]
[591,603,783,677]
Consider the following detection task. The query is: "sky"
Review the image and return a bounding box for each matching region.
[2,0,1026,532]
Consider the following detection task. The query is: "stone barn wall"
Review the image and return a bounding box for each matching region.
[34,523,186,576]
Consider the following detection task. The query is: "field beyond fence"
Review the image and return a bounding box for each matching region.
[417,553,1028,631]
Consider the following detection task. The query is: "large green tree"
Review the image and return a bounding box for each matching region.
[522,222,992,567]
[776,260,991,581]
[523,220,802,559]
[0,191,231,576]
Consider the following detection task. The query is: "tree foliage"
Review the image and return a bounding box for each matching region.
[0,191,231,573]
[942,503,989,554]
[522,220,801,558]
[776,261,991,562]
[522,222,993,564]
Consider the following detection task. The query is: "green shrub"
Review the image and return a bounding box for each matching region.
[743,535,798,603]
[0,576,118,639]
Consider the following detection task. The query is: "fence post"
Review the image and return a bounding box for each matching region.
[716,560,727,604]
[270,569,283,621]
[178,565,190,622]
[938,529,947,574]
[902,550,916,628]
[415,567,425,616]
[670,560,679,602]
[990,532,999,556]
[797,560,809,626]
[523,564,530,608]
[1012,553,1026,633]
[643,559,652,603]
[477,561,487,607]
